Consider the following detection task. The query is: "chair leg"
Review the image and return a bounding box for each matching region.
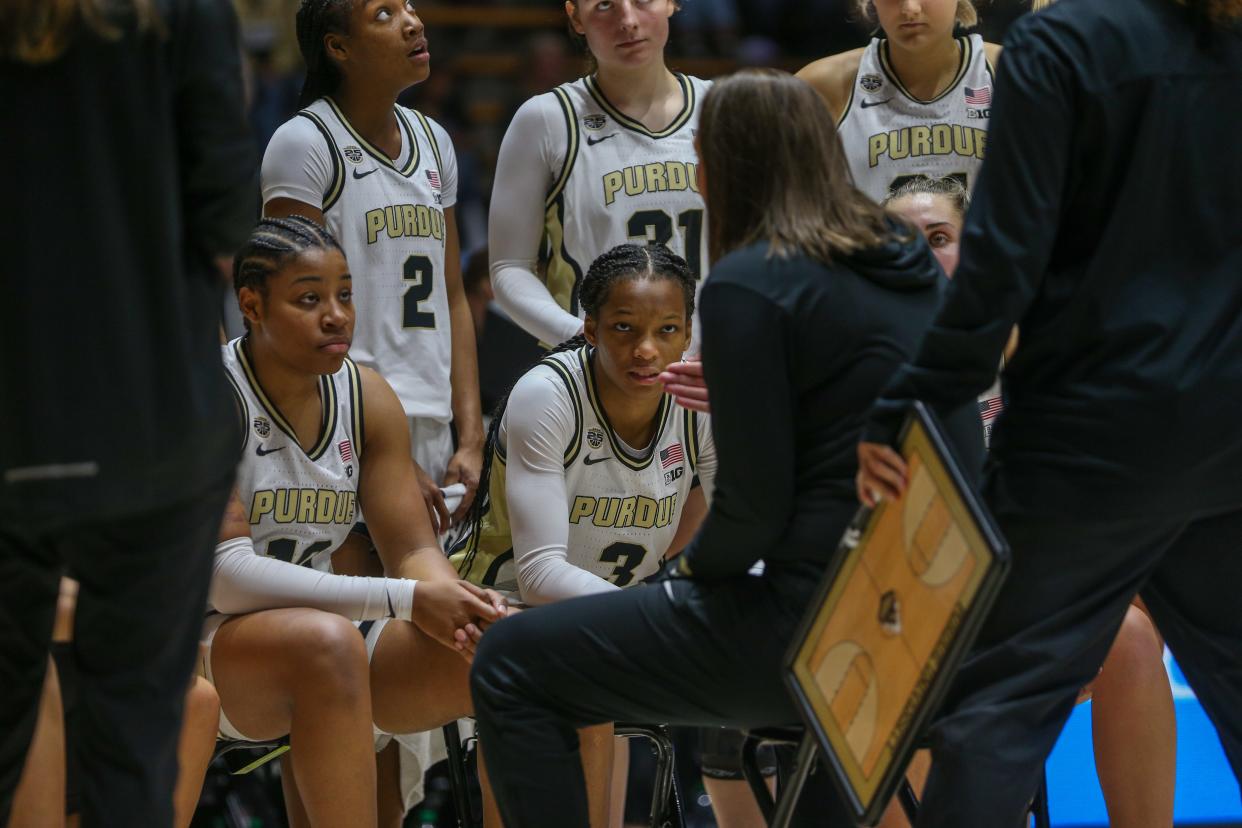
[617,725,685,828]
[741,735,777,824]
[442,721,477,828]
[1029,767,1051,828]
[898,776,920,823]
[769,736,817,828]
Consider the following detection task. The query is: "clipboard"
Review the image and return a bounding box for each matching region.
[783,402,1010,824]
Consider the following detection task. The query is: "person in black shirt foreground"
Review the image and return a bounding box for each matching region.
[469,69,983,828]
[858,1,1242,824]
[0,0,255,824]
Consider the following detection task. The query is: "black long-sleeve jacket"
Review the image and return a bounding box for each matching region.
[2,0,257,529]
[682,234,983,579]
[865,0,1242,519]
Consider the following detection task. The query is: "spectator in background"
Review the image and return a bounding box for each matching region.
[0,0,255,823]
[462,247,543,416]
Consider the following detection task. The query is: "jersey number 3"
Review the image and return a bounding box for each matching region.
[402,254,436,329]
[600,541,648,588]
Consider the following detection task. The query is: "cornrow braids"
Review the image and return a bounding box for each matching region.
[233,215,343,300]
[458,242,695,547]
[296,0,353,108]
[578,243,696,321]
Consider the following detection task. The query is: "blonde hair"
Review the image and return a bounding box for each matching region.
[1,0,157,63]
[858,0,979,29]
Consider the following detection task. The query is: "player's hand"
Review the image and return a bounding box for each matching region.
[659,359,710,413]
[411,579,503,652]
[414,460,452,533]
[442,445,483,526]
[856,442,908,507]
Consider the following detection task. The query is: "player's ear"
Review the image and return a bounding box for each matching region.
[565,1,585,35]
[324,31,348,66]
[238,286,264,327]
[583,314,598,347]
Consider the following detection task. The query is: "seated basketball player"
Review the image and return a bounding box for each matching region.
[201,216,504,826]
[883,178,1175,828]
[468,70,984,828]
[450,243,714,828]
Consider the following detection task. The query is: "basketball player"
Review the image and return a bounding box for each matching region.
[452,243,713,828]
[262,0,483,532]
[469,70,984,828]
[797,0,1001,203]
[204,217,503,826]
[883,178,1176,828]
[858,0,1242,823]
[488,0,711,350]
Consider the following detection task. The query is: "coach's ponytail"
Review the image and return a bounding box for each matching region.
[296,0,352,108]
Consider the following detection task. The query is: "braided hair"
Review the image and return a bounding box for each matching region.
[233,216,344,328]
[457,242,696,548]
[295,0,353,108]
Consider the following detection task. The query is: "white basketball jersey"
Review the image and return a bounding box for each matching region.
[452,346,712,592]
[298,98,453,421]
[838,34,993,203]
[223,338,364,572]
[542,74,711,317]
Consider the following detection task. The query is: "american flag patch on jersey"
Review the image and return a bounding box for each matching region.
[425,169,441,190]
[339,440,353,462]
[965,85,992,106]
[978,396,1004,422]
[660,443,684,469]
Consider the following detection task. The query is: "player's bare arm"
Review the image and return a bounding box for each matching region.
[263,197,326,227]
[441,206,485,524]
[796,48,866,122]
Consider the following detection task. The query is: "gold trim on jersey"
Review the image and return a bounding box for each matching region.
[541,355,584,467]
[450,451,512,586]
[411,110,444,181]
[343,357,364,458]
[546,87,580,207]
[683,407,699,473]
[323,97,421,177]
[235,340,338,461]
[837,76,857,128]
[578,347,674,471]
[297,110,345,212]
[879,36,971,105]
[584,73,695,139]
[542,195,585,319]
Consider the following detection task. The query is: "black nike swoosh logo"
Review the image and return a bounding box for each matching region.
[352,168,378,179]
[586,133,618,146]
[255,444,286,456]
[860,98,893,109]
[583,455,610,466]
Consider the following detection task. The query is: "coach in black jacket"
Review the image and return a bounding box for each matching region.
[0,0,254,822]
[859,0,1242,824]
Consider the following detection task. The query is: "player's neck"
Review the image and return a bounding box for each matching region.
[246,338,324,443]
[592,63,681,130]
[597,382,663,451]
[331,83,403,160]
[886,36,961,101]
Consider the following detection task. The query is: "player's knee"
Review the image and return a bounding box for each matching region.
[185,676,221,729]
[1104,605,1164,678]
[290,613,369,696]
[470,616,527,704]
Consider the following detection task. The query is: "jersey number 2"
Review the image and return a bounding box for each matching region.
[402,254,436,329]
[627,209,704,279]
[600,541,648,588]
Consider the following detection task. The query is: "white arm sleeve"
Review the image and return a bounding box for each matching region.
[261,116,334,209]
[488,96,584,346]
[502,369,620,605]
[426,117,459,209]
[209,537,416,621]
[694,412,717,506]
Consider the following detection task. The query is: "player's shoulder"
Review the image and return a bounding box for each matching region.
[397,105,454,150]
[796,48,866,109]
[266,109,331,158]
[981,39,1003,69]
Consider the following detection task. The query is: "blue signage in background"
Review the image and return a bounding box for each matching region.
[1046,653,1241,825]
